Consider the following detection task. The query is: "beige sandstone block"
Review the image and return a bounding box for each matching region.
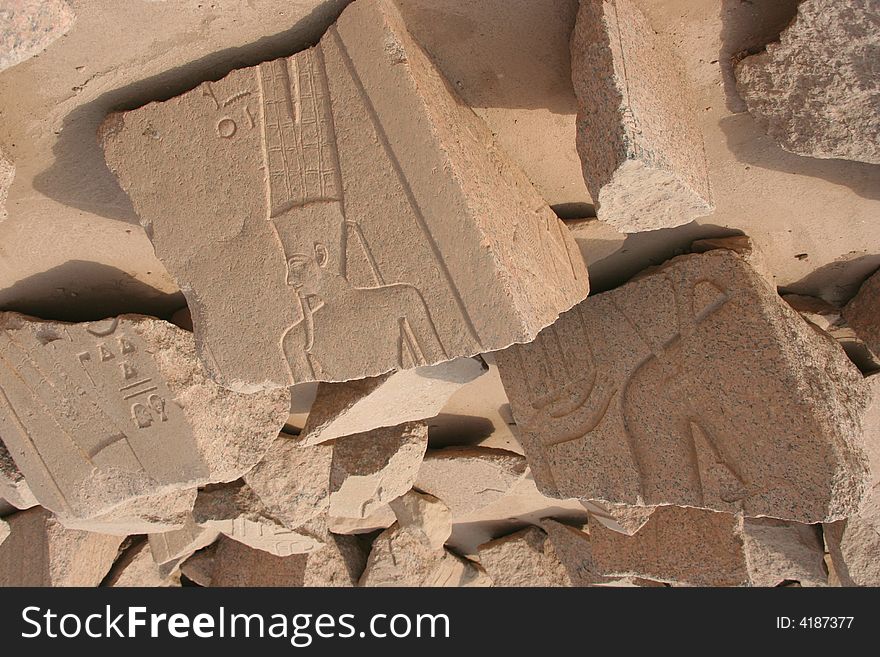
[389,490,452,551]
[100,0,588,391]
[243,433,332,530]
[478,526,571,587]
[844,269,880,358]
[329,421,427,521]
[0,438,38,510]
[328,506,396,535]
[0,313,289,522]
[208,534,365,587]
[735,0,880,165]
[359,524,489,587]
[824,518,880,586]
[300,358,485,445]
[590,506,827,587]
[414,447,528,518]
[149,517,220,577]
[0,507,124,586]
[105,539,181,588]
[192,481,324,557]
[495,250,871,523]
[0,0,75,72]
[570,0,712,232]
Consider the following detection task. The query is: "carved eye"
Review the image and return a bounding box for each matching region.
[216,118,237,138]
[314,243,328,267]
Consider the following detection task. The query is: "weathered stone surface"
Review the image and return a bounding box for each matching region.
[590,506,827,586]
[0,146,12,222]
[539,519,610,586]
[359,524,489,587]
[566,217,627,268]
[0,518,8,546]
[478,526,571,587]
[149,517,220,577]
[586,502,655,536]
[208,533,365,587]
[414,447,528,518]
[60,487,196,535]
[243,433,331,530]
[301,358,485,445]
[192,481,324,556]
[105,539,181,587]
[824,517,880,586]
[570,0,712,232]
[389,490,452,551]
[0,438,38,510]
[0,507,124,586]
[100,0,588,391]
[844,269,880,357]
[179,543,216,587]
[0,0,75,72]
[0,313,289,522]
[495,250,871,522]
[328,505,396,535]
[329,422,427,521]
[691,235,773,286]
[735,0,880,164]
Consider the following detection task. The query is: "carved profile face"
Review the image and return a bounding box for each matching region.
[286,243,328,295]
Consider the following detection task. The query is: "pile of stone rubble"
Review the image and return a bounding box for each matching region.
[0,0,878,587]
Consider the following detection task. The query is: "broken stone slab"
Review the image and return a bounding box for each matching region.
[60,487,196,536]
[0,0,75,72]
[413,447,528,518]
[359,523,490,587]
[0,507,124,586]
[389,489,452,551]
[585,502,655,536]
[179,544,216,587]
[207,534,365,587]
[691,235,773,286]
[478,526,571,587]
[328,505,396,535]
[301,358,486,445]
[539,519,612,586]
[105,538,181,587]
[735,0,880,164]
[824,518,880,586]
[0,518,8,546]
[844,268,880,358]
[329,421,427,521]
[100,0,589,391]
[565,217,627,269]
[570,0,712,232]
[0,313,289,523]
[192,480,324,556]
[589,506,827,587]
[0,146,13,222]
[243,433,331,530]
[149,517,220,578]
[0,438,38,510]
[495,249,871,523]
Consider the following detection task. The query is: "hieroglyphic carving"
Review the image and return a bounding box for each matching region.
[0,314,209,519]
[100,0,589,390]
[495,250,871,523]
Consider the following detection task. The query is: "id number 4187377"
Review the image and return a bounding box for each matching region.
[776,617,854,629]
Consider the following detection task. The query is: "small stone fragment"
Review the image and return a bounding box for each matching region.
[301,358,485,445]
[179,544,216,587]
[0,507,124,586]
[590,506,827,587]
[0,439,38,510]
[478,526,571,587]
[192,481,324,556]
[586,502,655,536]
[328,505,396,535]
[243,433,332,530]
[329,421,427,521]
[0,313,289,523]
[495,250,871,523]
[105,539,181,587]
[100,0,588,390]
[844,268,880,357]
[389,490,452,551]
[570,0,712,232]
[208,534,365,587]
[0,147,13,223]
[0,518,8,546]
[149,517,220,577]
[0,0,75,72]
[735,0,880,164]
[414,447,528,518]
